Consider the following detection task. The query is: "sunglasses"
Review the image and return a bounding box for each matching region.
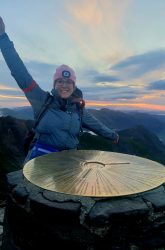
[55,78,74,85]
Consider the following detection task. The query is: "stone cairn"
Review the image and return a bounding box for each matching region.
[1,170,165,250]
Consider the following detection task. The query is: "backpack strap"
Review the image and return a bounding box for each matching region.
[24,94,53,153]
[76,99,85,136]
[34,94,53,129]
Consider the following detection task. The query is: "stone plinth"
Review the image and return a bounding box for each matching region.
[2,170,165,250]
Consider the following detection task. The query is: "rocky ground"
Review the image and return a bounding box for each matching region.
[0,202,5,250]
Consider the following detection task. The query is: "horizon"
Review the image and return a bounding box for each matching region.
[0,0,165,111]
[1,104,165,115]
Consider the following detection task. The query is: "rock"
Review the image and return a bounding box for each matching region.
[0,208,5,225]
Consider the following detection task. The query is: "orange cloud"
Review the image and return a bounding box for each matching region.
[64,0,133,68]
[0,84,19,91]
[86,100,165,111]
[0,95,29,108]
[0,95,25,100]
[68,0,102,28]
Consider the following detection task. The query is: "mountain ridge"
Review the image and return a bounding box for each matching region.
[0,115,165,198]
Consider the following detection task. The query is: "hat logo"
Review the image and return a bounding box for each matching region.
[62,70,71,78]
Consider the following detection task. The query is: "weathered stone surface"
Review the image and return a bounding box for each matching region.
[0,225,3,236]
[0,208,5,250]
[30,192,81,224]
[6,170,23,190]
[0,208,5,226]
[12,185,29,205]
[87,197,149,225]
[43,189,86,203]
[42,190,95,213]
[142,186,165,211]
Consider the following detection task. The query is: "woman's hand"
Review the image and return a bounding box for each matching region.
[0,17,5,36]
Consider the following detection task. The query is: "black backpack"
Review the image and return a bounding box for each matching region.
[23,94,53,155]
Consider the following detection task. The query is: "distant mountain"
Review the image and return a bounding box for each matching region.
[1,106,165,145]
[88,108,165,133]
[0,107,34,120]
[79,126,165,165]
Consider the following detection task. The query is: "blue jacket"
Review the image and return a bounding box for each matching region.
[0,33,118,160]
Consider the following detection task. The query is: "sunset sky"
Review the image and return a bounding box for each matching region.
[0,0,165,111]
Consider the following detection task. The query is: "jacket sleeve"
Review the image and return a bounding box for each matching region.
[82,109,118,141]
[0,33,47,115]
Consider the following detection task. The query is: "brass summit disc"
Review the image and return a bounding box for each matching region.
[23,150,165,197]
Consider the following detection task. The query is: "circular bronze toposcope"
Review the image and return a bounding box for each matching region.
[23,150,165,197]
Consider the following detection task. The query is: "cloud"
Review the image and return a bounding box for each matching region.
[0,84,18,91]
[67,0,132,30]
[81,68,119,83]
[85,100,165,111]
[0,59,57,91]
[147,79,165,90]
[25,60,57,87]
[67,0,102,28]
[1,44,164,111]
[80,85,145,102]
[92,74,119,83]
[0,94,26,100]
[77,65,150,102]
[63,0,133,68]
[111,49,165,79]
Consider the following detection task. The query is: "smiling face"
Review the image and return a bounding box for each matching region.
[54,78,75,99]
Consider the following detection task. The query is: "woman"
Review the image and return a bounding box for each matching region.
[0,17,119,163]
